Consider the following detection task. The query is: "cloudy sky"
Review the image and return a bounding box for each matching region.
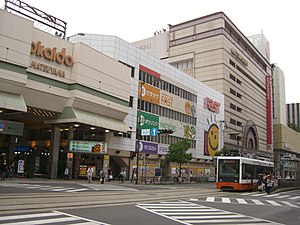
[3,0,299,103]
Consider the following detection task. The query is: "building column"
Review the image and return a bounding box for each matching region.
[67,125,74,179]
[8,135,16,163]
[47,125,60,179]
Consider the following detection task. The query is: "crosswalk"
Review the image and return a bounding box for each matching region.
[0,210,110,225]
[239,192,300,200]
[193,196,299,208]
[0,183,90,193]
[137,201,281,224]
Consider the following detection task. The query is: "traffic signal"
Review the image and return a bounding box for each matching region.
[158,129,174,134]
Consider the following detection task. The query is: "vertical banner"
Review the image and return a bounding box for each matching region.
[266,75,272,145]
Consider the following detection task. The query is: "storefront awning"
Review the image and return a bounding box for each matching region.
[0,92,27,112]
[45,107,131,133]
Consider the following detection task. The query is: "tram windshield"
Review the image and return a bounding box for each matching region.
[218,159,239,182]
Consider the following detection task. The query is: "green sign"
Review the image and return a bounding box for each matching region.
[137,111,159,129]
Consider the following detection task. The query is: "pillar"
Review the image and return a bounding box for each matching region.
[47,125,60,179]
[67,125,74,179]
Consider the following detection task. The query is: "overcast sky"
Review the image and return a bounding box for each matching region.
[3,0,299,103]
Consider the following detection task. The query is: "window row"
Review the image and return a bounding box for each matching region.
[230,118,243,127]
[139,71,197,103]
[229,73,242,85]
[230,103,242,113]
[138,133,196,148]
[171,59,193,70]
[225,22,267,72]
[230,88,242,99]
[139,100,197,125]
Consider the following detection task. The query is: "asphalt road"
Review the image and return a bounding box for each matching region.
[0,178,299,224]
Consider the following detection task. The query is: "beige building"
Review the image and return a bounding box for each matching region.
[133,12,273,159]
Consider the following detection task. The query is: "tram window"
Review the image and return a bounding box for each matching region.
[242,164,254,179]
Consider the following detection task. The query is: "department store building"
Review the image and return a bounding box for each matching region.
[0,9,224,179]
[133,12,273,159]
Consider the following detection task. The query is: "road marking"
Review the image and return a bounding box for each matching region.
[66,188,89,192]
[206,197,215,202]
[265,193,280,198]
[137,201,281,224]
[251,199,265,205]
[236,198,248,204]
[275,195,291,199]
[222,198,231,203]
[266,200,282,206]
[280,201,299,208]
[289,196,300,200]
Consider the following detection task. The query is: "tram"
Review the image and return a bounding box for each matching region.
[216,156,274,191]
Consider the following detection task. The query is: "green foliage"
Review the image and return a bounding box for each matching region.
[165,139,192,176]
[214,145,230,156]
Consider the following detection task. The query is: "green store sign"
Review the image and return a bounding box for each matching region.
[137,111,159,129]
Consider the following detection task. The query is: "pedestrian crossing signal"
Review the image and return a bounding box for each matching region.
[158,129,174,134]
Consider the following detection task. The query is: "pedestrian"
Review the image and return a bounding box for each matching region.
[131,168,136,183]
[86,166,93,183]
[108,168,112,182]
[99,169,104,184]
[0,160,8,181]
[64,166,69,180]
[119,170,126,184]
[265,173,273,194]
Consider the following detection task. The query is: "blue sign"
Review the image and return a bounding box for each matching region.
[151,127,158,136]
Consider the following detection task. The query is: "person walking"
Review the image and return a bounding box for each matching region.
[99,169,105,184]
[265,173,273,194]
[0,160,8,181]
[64,166,69,180]
[86,166,93,183]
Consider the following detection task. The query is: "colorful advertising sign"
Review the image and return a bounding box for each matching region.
[69,140,107,153]
[205,97,220,113]
[206,123,219,156]
[159,117,196,140]
[136,141,158,154]
[185,101,196,117]
[157,144,169,155]
[138,81,160,105]
[137,111,159,129]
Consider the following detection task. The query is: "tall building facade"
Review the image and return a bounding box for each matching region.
[133,12,273,159]
[0,9,224,180]
[286,103,300,129]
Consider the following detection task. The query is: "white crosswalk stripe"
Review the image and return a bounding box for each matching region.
[0,183,89,193]
[239,192,299,201]
[0,211,109,225]
[137,201,280,224]
[202,197,299,208]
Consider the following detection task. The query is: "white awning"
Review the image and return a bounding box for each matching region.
[0,92,27,112]
[45,107,131,133]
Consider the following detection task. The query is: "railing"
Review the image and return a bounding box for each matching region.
[277,178,300,189]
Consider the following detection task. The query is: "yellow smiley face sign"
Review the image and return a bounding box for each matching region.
[207,124,219,156]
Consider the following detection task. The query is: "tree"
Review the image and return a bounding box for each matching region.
[165,139,192,177]
[214,145,230,156]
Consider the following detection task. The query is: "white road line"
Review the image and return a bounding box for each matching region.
[266,200,282,206]
[251,193,267,196]
[289,196,300,200]
[65,188,89,192]
[251,199,265,205]
[0,212,60,221]
[206,197,215,202]
[281,201,299,208]
[189,198,198,201]
[173,214,246,219]
[183,218,270,224]
[240,192,255,195]
[236,198,248,204]
[0,216,79,225]
[265,193,280,198]
[275,195,291,199]
[222,197,231,203]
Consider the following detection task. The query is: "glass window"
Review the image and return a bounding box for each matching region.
[218,159,239,182]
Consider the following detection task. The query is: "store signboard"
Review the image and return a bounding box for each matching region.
[137,111,159,130]
[136,141,158,154]
[157,144,169,155]
[0,120,24,136]
[69,140,107,154]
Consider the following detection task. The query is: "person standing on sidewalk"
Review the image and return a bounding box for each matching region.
[64,166,69,180]
[86,166,93,183]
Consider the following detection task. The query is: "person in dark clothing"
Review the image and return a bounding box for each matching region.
[0,160,8,181]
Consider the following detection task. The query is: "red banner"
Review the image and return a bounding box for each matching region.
[266,75,272,145]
